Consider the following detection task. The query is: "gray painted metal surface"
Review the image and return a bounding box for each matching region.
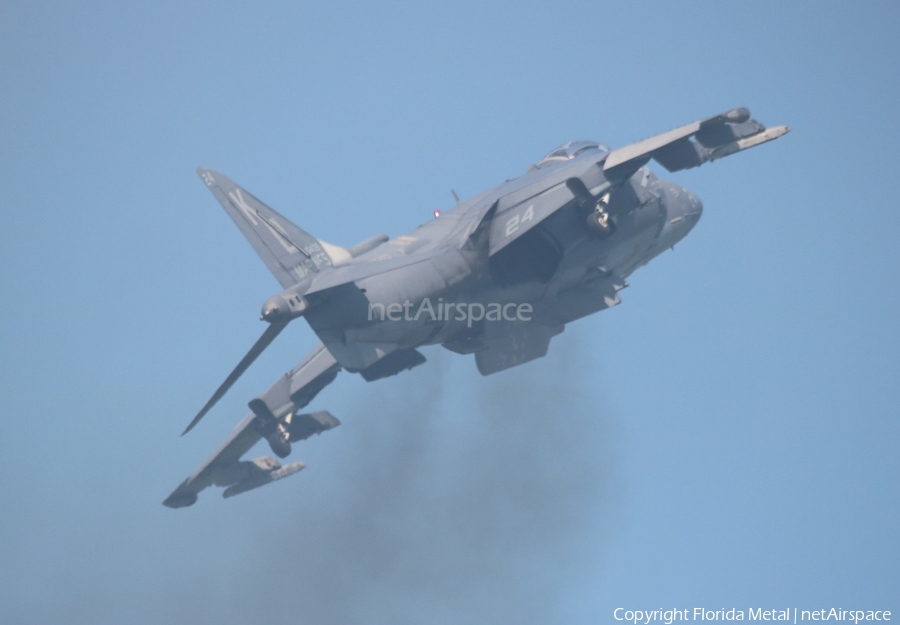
[165,107,789,507]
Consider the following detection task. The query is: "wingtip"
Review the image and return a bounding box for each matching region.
[181,416,200,436]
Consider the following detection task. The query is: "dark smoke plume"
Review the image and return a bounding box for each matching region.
[228,334,620,624]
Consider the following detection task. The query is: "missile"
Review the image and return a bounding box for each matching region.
[709,125,791,162]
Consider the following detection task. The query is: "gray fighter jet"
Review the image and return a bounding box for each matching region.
[164,108,788,508]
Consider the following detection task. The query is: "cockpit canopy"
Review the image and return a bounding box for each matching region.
[535,141,609,169]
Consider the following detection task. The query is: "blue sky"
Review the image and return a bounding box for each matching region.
[1,1,897,623]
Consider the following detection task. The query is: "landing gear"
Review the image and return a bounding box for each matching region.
[586,194,615,238]
[268,425,291,458]
[266,413,293,458]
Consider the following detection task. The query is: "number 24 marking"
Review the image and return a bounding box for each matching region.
[505,204,534,237]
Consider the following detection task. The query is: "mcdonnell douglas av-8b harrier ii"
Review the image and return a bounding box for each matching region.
[164,108,788,508]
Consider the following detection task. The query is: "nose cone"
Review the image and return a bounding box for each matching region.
[658,183,703,250]
[685,189,703,226]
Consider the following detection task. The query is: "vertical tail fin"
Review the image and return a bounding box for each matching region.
[197,169,350,288]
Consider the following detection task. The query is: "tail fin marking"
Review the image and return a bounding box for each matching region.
[198,168,342,288]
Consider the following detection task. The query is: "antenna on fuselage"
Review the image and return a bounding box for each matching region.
[451,189,461,205]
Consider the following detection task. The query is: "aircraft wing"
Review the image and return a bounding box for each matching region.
[487,108,788,257]
[603,107,790,185]
[164,343,341,507]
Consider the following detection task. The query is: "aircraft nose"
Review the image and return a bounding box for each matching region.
[685,189,703,224]
[658,183,703,249]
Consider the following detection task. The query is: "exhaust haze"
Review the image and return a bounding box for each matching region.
[226,336,621,624]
